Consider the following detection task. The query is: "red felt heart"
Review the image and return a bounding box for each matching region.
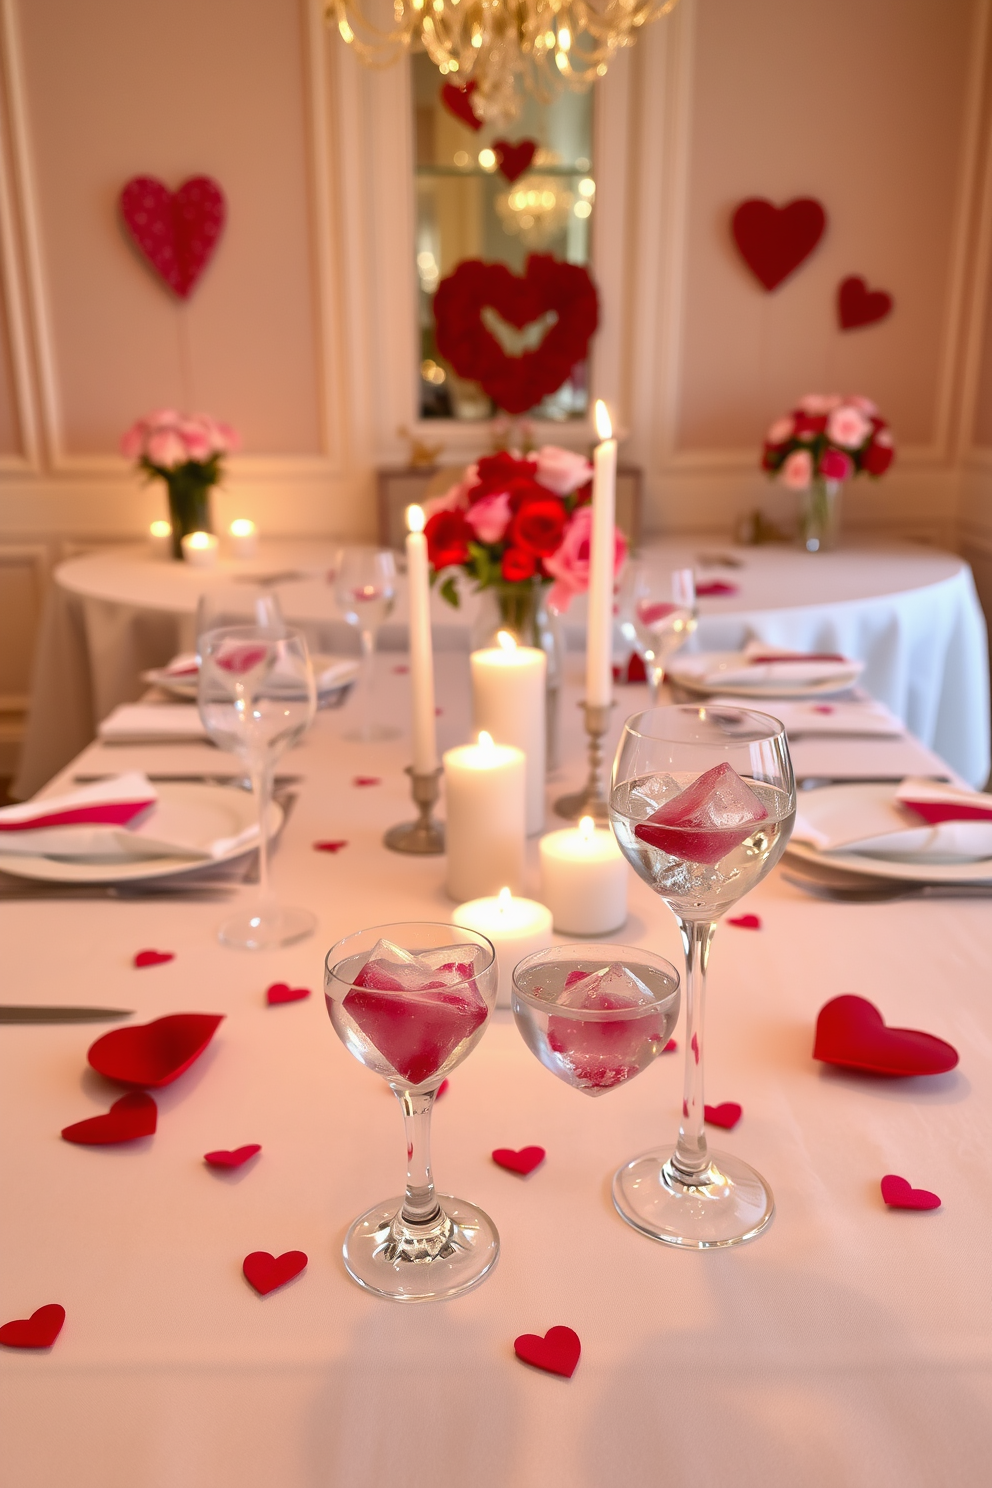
[492,1145,546,1175]
[880,1174,941,1211]
[514,1326,581,1378]
[728,914,761,930]
[204,1144,261,1169]
[838,275,893,330]
[134,949,174,968]
[436,1078,450,1099]
[353,776,381,787]
[704,1102,742,1130]
[266,983,311,1006]
[813,995,958,1077]
[242,1250,307,1296]
[695,580,739,597]
[61,1091,157,1145]
[664,1038,678,1052]
[0,1304,65,1349]
[732,197,827,292]
[314,839,348,853]
[87,1013,224,1088]
[440,80,482,131]
[120,176,225,299]
[493,138,537,184]
[434,254,599,415]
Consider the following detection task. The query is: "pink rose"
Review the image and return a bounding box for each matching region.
[145,408,182,431]
[145,428,189,470]
[846,394,878,416]
[177,419,214,461]
[819,447,853,481]
[798,394,842,415]
[120,419,148,459]
[779,448,813,490]
[543,506,628,613]
[766,416,795,446]
[827,405,872,449]
[534,445,594,496]
[464,491,512,544]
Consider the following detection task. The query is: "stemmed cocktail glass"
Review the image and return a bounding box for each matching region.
[609,705,795,1247]
[325,922,500,1301]
[621,564,697,703]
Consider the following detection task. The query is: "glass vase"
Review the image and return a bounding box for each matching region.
[166,476,214,559]
[798,478,841,553]
[470,578,563,771]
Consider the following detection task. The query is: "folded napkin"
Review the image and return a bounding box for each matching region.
[98,705,208,742]
[718,641,863,688]
[149,653,358,693]
[708,696,902,738]
[793,777,992,862]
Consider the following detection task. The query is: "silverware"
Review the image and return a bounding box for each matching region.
[72,773,303,787]
[781,869,992,902]
[0,1005,134,1023]
[797,775,952,790]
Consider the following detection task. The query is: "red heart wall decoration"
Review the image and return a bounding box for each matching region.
[514,1326,581,1378]
[88,1013,224,1088]
[243,1250,308,1296]
[440,81,482,131]
[813,995,958,1077]
[493,139,537,184]
[838,275,893,330]
[120,176,226,299]
[0,1304,66,1349]
[61,1091,157,1145]
[731,198,827,291]
[434,254,598,415]
[880,1174,941,1211]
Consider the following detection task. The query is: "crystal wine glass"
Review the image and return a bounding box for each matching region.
[333,547,397,741]
[198,625,317,949]
[622,565,697,703]
[325,922,500,1301]
[609,705,795,1248]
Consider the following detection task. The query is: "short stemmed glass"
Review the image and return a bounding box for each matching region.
[324,922,500,1301]
[622,565,697,703]
[333,547,397,741]
[609,705,796,1248]
[198,625,317,949]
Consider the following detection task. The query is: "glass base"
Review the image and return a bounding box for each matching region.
[218,903,316,950]
[343,1194,500,1301]
[343,721,400,742]
[612,1146,774,1249]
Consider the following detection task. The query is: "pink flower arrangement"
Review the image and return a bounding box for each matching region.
[762,395,894,485]
[121,409,239,472]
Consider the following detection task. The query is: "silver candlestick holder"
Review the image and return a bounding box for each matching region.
[553,701,615,825]
[383,766,445,854]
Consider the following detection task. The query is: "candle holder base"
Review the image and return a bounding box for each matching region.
[553,701,615,825]
[384,767,445,855]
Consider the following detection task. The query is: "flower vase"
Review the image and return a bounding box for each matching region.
[799,478,841,553]
[165,476,214,559]
[470,580,563,772]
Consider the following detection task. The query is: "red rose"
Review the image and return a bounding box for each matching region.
[470,453,537,501]
[862,437,894,476]
[510,496,568,556]
[501,547,537,582]
[571,479,593,506]
[819,447,853,480]
[425,509,472,569]
[793,412,828,439]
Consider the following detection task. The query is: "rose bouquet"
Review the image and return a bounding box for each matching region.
[122,409,239,559]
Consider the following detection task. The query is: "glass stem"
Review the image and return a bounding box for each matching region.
[359,626,375,737]
[397,1088,441,1226]
[249,757,273,905]
[648,661,664,704]
[671,917,717,1183]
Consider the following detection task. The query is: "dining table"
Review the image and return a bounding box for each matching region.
[2,650,991,1488]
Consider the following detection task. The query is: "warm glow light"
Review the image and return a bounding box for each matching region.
[578,177,596,198]
[407,504,426,534]
[558,24,571,48]
[478,729,494,751]
[579,815,595,841]
[149,520,170,537]
[478,147,497,170]
[594,399,613,441]
[187,531,213,549]
[497,629,517,651]
[230,519,255,537]
[574,200,592,219]
[498,886,512,911]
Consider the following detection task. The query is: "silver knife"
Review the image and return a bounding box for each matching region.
[0,1006,134,1024]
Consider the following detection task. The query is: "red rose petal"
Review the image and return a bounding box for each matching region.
[87,1013,224,1088]
[813,995,959,1077]
[880,1174,941,1211]
[61,1092,157,1145]
[266,983,310,1006]
[205,1144,261,1169]
[728,914,761,930]
[242,1250,308,1296]
[0,1304,65,1349]
[134,949,175,968]
[314,840,348,853]
[514,1326,581,1378]
[704,1102,742,1130]
[492,1146,545,1176]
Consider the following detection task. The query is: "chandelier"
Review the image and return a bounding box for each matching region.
[326,0,681,123]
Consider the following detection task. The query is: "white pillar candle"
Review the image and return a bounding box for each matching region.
[587,399,617,708]
[443,731,525,900]
[149,520,172,558]
[229,518,258,559]
[539,814,628,935]
[452,887,554,1009]
[406,505,438,775]
[470,631,546,835]
[181,531,220,568]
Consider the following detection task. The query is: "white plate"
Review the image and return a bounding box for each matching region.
[786,782,992,884]
[143,654,357,703]
[668,650,863,699]
[0,782,282,884]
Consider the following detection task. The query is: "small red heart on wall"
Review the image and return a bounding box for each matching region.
[493,139,537,184]
[732,198,827,291]
[0,1304,66,1349]
[838,275,893,329]
[440,80,482,131]
[120,176,225,299]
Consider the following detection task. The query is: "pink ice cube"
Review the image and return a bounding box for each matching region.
[546,964,665,1093]
[637,601,679,627]
[634,761,768,866]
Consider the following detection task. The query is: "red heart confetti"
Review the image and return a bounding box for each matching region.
[732,197,827,291]
[728,914,761,930]
[493,138,537,184]
[838,275,893,330]
[812,704,835,715]
[204,1144,261,1169]
[61,1091,157,1146]
[436,1078,450,1099]
[492,1146,546,1176]
[664,1038,678,1052]
[0,1304,66,1349]
[242,1250,308,1296]
[120,175,225,299]
[314,840,348,853]
[393,664,410,674]
[134,949,175,968]
[813,995,958,1077]
[88,1013,224,1088]
[695,580,739,597]
[266,983,310,1006]
[880,1174,941,1211]
[440,79,482,131]
[704,1102,743,1130]
[353,776,381,787]
[514,1326,581,1378]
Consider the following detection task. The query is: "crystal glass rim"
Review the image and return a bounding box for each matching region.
[199,623,308,650]
[324,920,497,994]
[511,943,680,1020]
[619,703,787,746]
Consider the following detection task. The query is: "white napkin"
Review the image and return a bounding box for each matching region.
[709,695,902,738]
[793,777,992,862]
[716,642,864,688]
[98,705,208,742]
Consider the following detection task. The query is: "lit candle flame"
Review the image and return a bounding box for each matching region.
[150,520,170,537]
[407,504,425,534]
[594,398,613,442]
[498,886,512,912]
[478,729,494,751]
[187,531,213,549]
[230,518,255,537]
[497,630,517,652]
[579,815,596,841]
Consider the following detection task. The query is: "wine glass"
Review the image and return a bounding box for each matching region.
[609,705,795,1248]
[195,586,286,643]
[324,921,500,1301]
[622,565,697,703]
[512,944,680,1097]
[333,547,397,741]
[198,626,317,949]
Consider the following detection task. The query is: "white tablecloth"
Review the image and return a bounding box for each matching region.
[2,657,991,1487]
[14,538,990,799]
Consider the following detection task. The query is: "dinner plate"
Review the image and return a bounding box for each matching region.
[143,654,358,708]
[668,650,864,699]
[0,783,282,884]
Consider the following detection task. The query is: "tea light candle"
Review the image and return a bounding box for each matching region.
[181,531,220,568]
[453,887,554,1009]
[443,731,525,900]
[539,815,628,935]
[471,630,546,836]
[587,399,617,708]
[229,518,258,559]
[149,520,172,558]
